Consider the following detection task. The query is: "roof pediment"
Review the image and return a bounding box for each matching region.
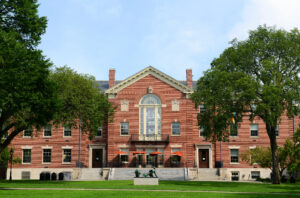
[105,66,194,95]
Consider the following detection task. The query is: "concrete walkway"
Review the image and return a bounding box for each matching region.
[0,187,299,196]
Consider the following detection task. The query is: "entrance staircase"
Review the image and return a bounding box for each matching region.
[197,168,221,181]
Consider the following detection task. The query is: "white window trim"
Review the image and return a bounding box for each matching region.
[250,124,259,137]
[120,122,129,136]
[171,122,181,136]
[42,148,52,164]
[22,148,32,165]
[230,148,239,164]
[63,126,72,138]
[62,148,72,164]
[43,125,52,138]
[22,129,33,138]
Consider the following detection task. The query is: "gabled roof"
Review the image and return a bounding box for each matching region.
[104,66,194,95]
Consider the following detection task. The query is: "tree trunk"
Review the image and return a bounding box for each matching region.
[267,126,281,184]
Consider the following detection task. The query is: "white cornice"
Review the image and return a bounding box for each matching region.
[105,66,194,95]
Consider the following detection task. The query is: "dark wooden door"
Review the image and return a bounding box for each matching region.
[92,149,103,168]
[198,149,209,168]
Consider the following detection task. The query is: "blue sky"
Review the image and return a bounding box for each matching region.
[38,0,300,81]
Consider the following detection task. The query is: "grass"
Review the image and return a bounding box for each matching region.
[0,180,300,198]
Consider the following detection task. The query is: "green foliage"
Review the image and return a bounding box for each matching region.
[191,25,300,183]
[50,66,115,139]
[0,0,59,153]
[285,128,300,174]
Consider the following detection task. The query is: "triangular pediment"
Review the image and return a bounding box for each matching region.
[105,66,193,95]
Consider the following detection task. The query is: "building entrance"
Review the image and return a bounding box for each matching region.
[92,149,103,168]
[198,149,209,168]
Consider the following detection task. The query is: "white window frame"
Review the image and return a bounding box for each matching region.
[42,148,52,164]
[96,126,103,138]
[22,149,31,164]
[171,122,181,136]
[62,148,72,164]
[120,122,129,136]
[250,124,258,137]
[43,124,52,138]
[63,125,72,138]
[23,127,33,138]
[230,149,239,164]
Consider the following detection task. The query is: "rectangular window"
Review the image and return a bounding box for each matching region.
[64,125,72,137]
[172,122,180,135]
[43,149,51,163]
[22,149,31,163]
[230,149,239,163]
[251,171,260,179]
[63,149,72,163]
[120,122,129,135]
[231,172,239,181]
[44,125,52,137]
[96,126,102,137]
[199,126,205,136]
[275,125,279,136]
[200,104,206,113]
[250,124,258,136]
[21,171,30,180]
[230,124,238,136]
[120,148,129,164]
[23,127,33,137]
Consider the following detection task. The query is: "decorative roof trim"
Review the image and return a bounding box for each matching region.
[105,66,194,94]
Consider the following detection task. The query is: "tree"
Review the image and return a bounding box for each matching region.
[191,25,300,184]
[0,0,59,153]
[50,66,115,139]
[241,146,288,178]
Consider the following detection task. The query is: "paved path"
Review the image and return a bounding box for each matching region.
[1,187,300,196]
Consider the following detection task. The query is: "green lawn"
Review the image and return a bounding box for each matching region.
[0,180,300,198]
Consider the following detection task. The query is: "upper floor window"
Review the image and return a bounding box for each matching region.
[139,94,161,136]
[23,127,33,137]
[97,126,102,137]
[200,104,206,113]
[120,122,129,135]
[275,125,279,137]
[250,124,258,137]
[64,125,72,137]
[230,124,238,136]
[199,126,205,137]
[44,125,52,137]
[172,122,180,136]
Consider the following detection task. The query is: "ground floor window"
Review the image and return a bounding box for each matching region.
[120,148,129,165]
[251,171,260,179]
[21,171,30,180]
[231,171,239,181]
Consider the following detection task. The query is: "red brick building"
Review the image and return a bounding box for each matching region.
[8,66,299,180]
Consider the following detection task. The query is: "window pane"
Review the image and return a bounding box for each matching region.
[44,125,52,137]
[141,94,161,105]
[24,127,33,137]
[140,108,144,134]
[157,107,161,134]
[97,126,102,136]
[146,108,155,135]
[64,125,72,136]
[121,122,129,135]
[199,126,205,136]
[43,149,51,163]
[250,124,258,136]
[23,149,31,163]
[63,149,72,163]
[172,122,180,135]
[230,149,239,163]
[230,124,238,136]
[275,125,279,136]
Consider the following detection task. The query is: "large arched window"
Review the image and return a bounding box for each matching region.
[139,94,161,137]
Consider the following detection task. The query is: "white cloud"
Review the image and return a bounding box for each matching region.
[229,0,300,40]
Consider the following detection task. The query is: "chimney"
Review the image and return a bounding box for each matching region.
[109,68,115,88]
[186,68,193,88]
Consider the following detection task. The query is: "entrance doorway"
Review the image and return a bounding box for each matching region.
[198,149,209,168]
[92,149,103,168]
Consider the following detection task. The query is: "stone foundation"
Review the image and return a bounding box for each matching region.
[134,177,159,185]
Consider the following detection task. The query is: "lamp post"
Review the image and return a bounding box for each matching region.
[9,148,14,181]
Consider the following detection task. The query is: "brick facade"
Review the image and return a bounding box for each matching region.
[9,67,300,172]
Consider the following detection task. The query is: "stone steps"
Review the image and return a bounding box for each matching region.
[198,168,221,181]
